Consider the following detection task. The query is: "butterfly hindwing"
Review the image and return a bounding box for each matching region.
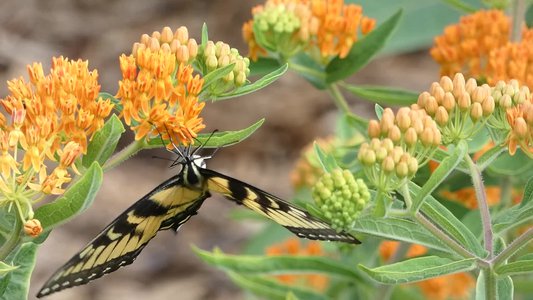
[37,176,209,298]
[202,169,360,244]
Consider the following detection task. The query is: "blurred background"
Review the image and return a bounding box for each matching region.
[0,0,468,299]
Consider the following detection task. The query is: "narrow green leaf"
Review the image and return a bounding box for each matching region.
[227,272,327,300]
[34,162,103,232]
[476,144,506,171]
[496,259,533,276]
[497,276,514,300]
[441,0,477,12]
[351,216,450,253]
[193,246,363,282]
[201,23,208,46]
[314,142,338,173]
[200,63,236,96]
[359,256,476,284]
[520,176,533,207]
[527,4,533,28]
[342,84,418,106]
[213,64,288,101]
[493,199,533,233]
[326,10,403,83]
[488,150,533,176]
[1,243,38,299]
[82,114,125,168]
[412,140,467,212]
[419,194,486,257]
[343,113,368,134]
[290,54,326,90]
[375,104,384,120]
[431,147,469,173]
[249,57,282,77]
[0,261,17,276]
[147,119,265,149]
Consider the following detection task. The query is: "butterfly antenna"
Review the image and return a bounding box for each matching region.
[191,129,218,157]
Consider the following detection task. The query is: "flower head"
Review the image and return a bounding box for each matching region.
[117,29,206,147]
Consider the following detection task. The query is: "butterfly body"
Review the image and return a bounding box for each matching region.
[37,150,359,298]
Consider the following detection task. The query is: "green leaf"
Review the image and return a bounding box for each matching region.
[290,54,326,90]
[441,0,477,12]
[412,140,468,212]
[193,246,363,282]
[375,104,384,119]
[419,193,486,257]
[493,196,533,233]
[1,243,38,299]
[313,142,338,173]
[227,272,327,300]
[249,57,282,77]
[343,113,368,135]
[200,63,236,96]
[82,114,125,168]
[497,276,514,300]
[201,23,208,47]
[326,10,403,83]
[525,3,533,28]
[496,259,533,276]
[147,118,265,149]
[488,149,533,177]
[476,144,506,171]
[359,256,476,284]
[350,217,450,253]
[342,84,418,106]
[0,261,17,276]
[213,64,288,101]
[34,162,103,232]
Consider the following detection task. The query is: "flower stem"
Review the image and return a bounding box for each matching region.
[103,139,147,172]
[0,218,22,261]
[492,227,533,267]
[510,0,527,42]
[465,154,494,258]
[327,83,352,115]
[414,212,476,259]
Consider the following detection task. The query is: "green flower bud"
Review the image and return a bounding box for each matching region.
[312,169,370,231]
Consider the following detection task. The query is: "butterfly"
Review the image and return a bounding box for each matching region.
[37,141,360,297]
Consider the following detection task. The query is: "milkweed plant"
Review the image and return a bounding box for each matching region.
[0,0,532,299]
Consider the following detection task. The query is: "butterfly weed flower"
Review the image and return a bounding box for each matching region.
[358,138,419,192]
[243,0,375,63]
[414,73,495,145]
[266,238,329,291]
[116,28,205,148]
[430,10,511,79]
[196,40,250,95]
[312,169,369,231]
[368,107,441,166]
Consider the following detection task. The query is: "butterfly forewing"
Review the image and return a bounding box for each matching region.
[37,176,209,298]
[202,169,360,244]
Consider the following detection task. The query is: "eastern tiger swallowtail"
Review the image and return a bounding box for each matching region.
[37,144,359,297]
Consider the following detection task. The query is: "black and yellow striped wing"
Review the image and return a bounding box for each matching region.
[202,169,360,244]
[37,176,209,298]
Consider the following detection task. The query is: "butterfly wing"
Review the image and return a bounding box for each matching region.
[202,169,360,244]
[37,175,209,298]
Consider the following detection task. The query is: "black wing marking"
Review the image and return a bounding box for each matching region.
[202,169,360,244]
[37,176,209,298]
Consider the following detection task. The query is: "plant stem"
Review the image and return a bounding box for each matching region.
[414,212,476,259]
[492,227,533,267]
[288,62,326,80]
[465,155,494,258]
[484,269,498,300]
[327,83,352,115]
[0,218,22,261]
[510,0,526,42]
[103,139,147,172]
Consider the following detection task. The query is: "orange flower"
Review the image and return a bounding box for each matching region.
[440,186,502,209]
[505,102,533,156]
[430,10,511,79]
[116,27,206,147]
[379,241,474,300]
[266,237,329,291]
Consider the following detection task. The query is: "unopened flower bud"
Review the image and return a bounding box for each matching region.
[465,78,477,94]
[388,125,402,143]
[435,106,449,126]
[382,156,395,173]
[470,102,483,122]
[482,96,495,116]
[442,92,456,112]
[458,93,471,111]
[395,161,408,178]
[439,76,453,92]
[24,219,43,238]
[368,120,381,138]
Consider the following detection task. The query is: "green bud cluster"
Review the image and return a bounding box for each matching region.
[199,40,250,95]
[255,4,301,35]
[312,169,370,231]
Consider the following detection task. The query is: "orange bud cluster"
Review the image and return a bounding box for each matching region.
[415,74,495,144]
[243,0,375,61]
[290,136,335,189]
[133,26,199,64]
[117,29,206,147]
[505,101,533,156]
[358,138,418,190]
[430,10,511,78]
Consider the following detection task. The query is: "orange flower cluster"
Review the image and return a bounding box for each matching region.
[430,10,511,79]
[243,0,375,61]
[116,27,205,146]
[266,237,329,291]
[0,57,112,196]
[291,136,335,189]
[379,241,475,300]
[505,99,533,156]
